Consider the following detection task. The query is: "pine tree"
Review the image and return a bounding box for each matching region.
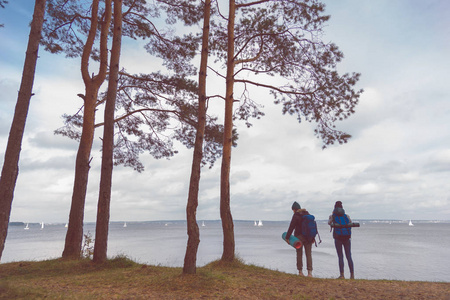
[0,0,47,261]
[208,0,362,262]
[93,0,123,264]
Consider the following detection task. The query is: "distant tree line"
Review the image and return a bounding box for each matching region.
[0,0,362,275]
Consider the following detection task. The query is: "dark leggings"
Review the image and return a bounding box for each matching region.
[334,237,354,274]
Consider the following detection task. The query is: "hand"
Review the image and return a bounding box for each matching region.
[285,238,290,244]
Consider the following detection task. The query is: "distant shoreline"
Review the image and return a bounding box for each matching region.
[9,219,450,225]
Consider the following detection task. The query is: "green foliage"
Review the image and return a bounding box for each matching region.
[45,0,225,171]
[42,0,203,60]
[81,231,95,259]
[107,254,139,268]
[55,70,226,171]
[204,255,248,270]
[41,0,90,57]
[210,0,362,147]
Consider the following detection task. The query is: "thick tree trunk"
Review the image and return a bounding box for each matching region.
[93,0,121,264]
[183,0,211,274]
[0,0,46,261]
[220,0,236,262]
[62,0,111,259]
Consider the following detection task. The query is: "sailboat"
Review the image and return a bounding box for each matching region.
[409,220,414,226]
[24,223,29,230]
[254,221,257,226]
[201,221,205,227]
[257,220,263,227]
[123,222,127,228]
[41,222,44,230]
[65,223,68,228]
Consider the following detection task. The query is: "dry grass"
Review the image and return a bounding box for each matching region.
[0,257,449,299]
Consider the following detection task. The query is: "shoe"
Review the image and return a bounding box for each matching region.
[298,270,304,276]
[337,273,345,279]
[350,273,355,280]
[307,270,313,277]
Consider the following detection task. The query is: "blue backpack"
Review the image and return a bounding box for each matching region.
[333,214,351,237]
[301,214,319,244]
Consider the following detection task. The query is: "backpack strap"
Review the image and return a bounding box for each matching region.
[315,230,322,247]
[313,219,321,247]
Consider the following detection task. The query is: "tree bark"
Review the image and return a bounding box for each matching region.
[220,0,236,262]
[62,87,97,259]
[62,0,112,259]
[93,0,122,263]
[183,0,211,274]
[0,0,46,261]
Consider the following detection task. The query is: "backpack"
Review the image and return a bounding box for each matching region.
[333,213,351,237]
[301,214,321,245]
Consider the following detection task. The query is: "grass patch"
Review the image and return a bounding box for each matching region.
[1,257,449,299]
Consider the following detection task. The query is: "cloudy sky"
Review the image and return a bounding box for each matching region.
[1,0,449,224]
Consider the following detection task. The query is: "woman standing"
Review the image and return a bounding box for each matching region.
[328,201,354,279]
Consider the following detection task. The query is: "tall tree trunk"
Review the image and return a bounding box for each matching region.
[62,0,112,259]
[62,87,97,259]
[183,0,211,274]
[220,0,236,262]
[93,0,122,263]
[0,0,46,261]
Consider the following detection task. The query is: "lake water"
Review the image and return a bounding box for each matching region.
[2,220,450,282]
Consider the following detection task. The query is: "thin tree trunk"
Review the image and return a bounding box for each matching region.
[183,0,211,274]
[220,0,236,262]
[93,0,121,263]
[62,0,112,259]
[62,87,97,259]
[0,0,46,261]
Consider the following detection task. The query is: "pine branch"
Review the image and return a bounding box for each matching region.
[234,78,314,96]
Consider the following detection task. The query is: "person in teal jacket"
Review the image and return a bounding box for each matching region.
[328,201,354,279]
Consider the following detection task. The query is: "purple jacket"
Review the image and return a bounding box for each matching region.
[285,208,309,241]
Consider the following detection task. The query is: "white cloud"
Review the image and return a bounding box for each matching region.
[1,0,449,223]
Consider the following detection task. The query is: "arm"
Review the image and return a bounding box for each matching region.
[328,215,333,225]
[285,215,297,241]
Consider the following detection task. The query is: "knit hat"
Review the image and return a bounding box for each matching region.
[334,201,343,208]
[292,201,301,210]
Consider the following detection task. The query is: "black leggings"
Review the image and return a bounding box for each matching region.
[334,237,354,274]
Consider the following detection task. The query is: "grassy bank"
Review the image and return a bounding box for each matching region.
[0,257,449,299]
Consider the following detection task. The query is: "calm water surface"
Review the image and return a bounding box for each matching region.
[3,220,450,282]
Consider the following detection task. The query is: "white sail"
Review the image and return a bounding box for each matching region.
[202,221,205,227]
[258,220,263,227]
[409,220,414,226]
[24,223,29,230]
[41,222,44,229]
[123,222,127,228]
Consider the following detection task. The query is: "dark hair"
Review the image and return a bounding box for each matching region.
[334,201,343,208]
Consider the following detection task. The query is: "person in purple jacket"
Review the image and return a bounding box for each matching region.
[285,201,313,277]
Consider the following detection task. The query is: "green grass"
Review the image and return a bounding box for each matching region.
[1,256,449,299]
